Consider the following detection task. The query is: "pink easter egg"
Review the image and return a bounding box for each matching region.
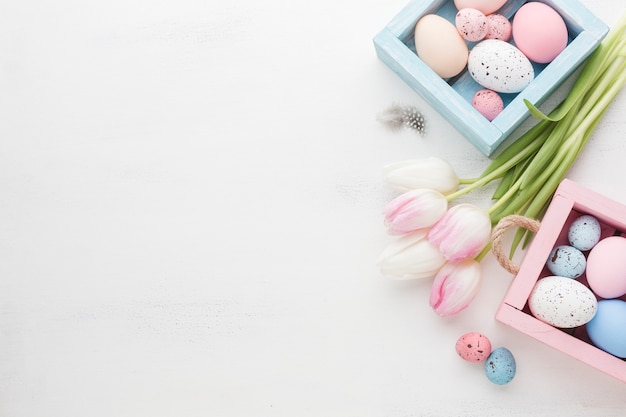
[456,332,492,362]
[512,2,568,63]
[456,8,489,42]
[472,89,504,121]
[485,14,511,41]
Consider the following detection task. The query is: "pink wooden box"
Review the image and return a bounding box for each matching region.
[496,179,626,383]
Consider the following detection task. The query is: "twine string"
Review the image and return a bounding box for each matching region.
[491,215,541,275]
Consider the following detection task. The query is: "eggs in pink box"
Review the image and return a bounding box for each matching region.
[496,179,626,383]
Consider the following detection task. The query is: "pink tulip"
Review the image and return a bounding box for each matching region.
[383,189,448,235]
[378,230,447,280]
[427,203,491,262]
[430,259,482,317]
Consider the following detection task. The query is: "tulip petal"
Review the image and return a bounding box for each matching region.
[427,204,492,262]
[378,231,447,280]
[430,260,482,316]
[383,157,460,194]
[383,189,448,235]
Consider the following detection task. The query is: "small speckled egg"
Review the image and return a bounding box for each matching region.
[485,14,511,41]
[468,39,534,93]
[586,236,626,299]
[545,245,586,279]
[456,8,488,42]
[568,214,601,251]
[455,332,492,362]
[528,276,598,328]
[484,347,516,385]
[472,89,503,121]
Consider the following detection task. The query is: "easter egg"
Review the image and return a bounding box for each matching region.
[586,236,626,299]
[468,39,534,93]
[472,89,503,121]
[455,332,492,362]
[484,347,516,385]
[456,8,488,42]
[528,276,597,328]
[512,2,568,63]
[545,245,586,279]
[485,14,511,41]
[586,299,626,358]
[454,0,507,15]
[414,14,469,79]
[568,214,601,251]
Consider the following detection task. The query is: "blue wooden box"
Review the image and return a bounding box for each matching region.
[373,0,608,156]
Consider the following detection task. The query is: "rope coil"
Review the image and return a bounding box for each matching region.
[491,215,541,275]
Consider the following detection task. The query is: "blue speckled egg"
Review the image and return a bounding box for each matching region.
[545,245,586,278]
[568,214,601,251]
[484,347,516,385]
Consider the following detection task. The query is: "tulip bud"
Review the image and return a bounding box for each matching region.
[383,189,448,235]
[383,157,460,194]
[378,230,447,280]
[427,204,491,262]
[430,259,482,317]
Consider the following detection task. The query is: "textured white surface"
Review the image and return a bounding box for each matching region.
[0,1,625,416]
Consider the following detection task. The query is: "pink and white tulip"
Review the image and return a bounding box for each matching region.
[383,157,460,194]
[383,189,448,235]
[429,259,482,317]
[378,230,447,280]
[427,203,491,262]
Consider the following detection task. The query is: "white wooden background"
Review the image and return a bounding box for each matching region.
[1,1,625,416]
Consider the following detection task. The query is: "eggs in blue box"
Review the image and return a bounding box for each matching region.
[373,0,608,156]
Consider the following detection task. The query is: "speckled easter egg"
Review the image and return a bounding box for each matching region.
[528,276,597,328]
[484,347,516,385]
[568,214,601,251]
[586,236,626,299]
[485,14,511,41]
[545,245,586,279]
[456,8,488,42]
[468,39,534,93]
[455,332,492,362]
[472,89,503,121]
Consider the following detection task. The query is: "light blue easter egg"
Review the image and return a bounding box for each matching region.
[586,299,626,358]
[568,214,601,251]
[545,245,586,278]
[484,347,516,385]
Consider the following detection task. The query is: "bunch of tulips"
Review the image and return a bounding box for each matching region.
[379,157,492,317]
[378,13,626,317]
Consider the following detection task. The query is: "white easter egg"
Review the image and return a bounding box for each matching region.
[468,39,534,93]
[528,276,597,329]
[454,0,507,15]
